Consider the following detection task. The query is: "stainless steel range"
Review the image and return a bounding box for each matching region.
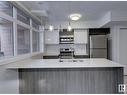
[59,48,74,59]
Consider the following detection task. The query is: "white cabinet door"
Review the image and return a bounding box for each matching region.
[74,44,87,55]
[74,29,88,44]
[45,31,59,44]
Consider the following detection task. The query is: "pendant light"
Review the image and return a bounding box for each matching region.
[48,14,54,31]
[67,22,72,31]
[49,25,54,31]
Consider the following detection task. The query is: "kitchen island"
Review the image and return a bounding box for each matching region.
[1,58,124,94]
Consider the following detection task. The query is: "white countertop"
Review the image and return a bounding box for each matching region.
[0,58,124,69]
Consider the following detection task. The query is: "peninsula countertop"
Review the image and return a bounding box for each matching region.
[0,58,124,69]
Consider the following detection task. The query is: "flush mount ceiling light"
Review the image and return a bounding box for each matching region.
[69,13,82,21]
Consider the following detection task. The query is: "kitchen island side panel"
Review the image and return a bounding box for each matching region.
[19,67,123,94]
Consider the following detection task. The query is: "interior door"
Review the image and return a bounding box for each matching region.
[119,28,127,75]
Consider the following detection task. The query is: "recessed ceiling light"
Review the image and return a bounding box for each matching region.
[69,13,82,21]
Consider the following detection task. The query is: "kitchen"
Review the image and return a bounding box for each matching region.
[0,1,127,94]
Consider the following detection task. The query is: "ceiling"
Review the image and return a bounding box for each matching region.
[20,1,127,22]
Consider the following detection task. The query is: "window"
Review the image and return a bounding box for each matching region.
[0,1,13,16]
[0,18,13,58]
[32,31,39,52]
[17,25,30,55]
[17,9,30,25]
[32,20,40,30]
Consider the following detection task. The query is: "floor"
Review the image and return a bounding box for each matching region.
[124,75,127,94]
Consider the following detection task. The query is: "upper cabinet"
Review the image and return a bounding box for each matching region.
[74,29,88,44]
[45,31,59,44]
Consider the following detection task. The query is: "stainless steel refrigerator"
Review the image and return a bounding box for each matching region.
[90,35,107,58]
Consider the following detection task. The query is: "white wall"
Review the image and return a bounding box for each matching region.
[99,10,127,75]
[110,25,127,75]
[100,11,127,27]
[111,11,127,22]
[98,10,127,75]
[110,26,120,62]
[45,20,100,29]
